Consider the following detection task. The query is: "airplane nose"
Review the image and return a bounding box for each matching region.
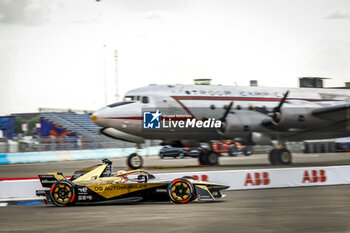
[91,101,139,128]
[91,112,108,127]
[91,114,98,122]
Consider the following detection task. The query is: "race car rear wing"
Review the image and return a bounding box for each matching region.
[38,173,67,188]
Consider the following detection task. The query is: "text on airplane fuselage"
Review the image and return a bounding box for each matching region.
[181,89,284,97]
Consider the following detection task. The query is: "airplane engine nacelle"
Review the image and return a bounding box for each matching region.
[276,108,324,129]
[220,112,266,138]
[249,132,272,145]
[180,140,201,147]
[101,127,145,143]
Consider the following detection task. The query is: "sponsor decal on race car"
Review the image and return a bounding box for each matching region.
[77,187,88,194]
[155,189,167,193]
[40,179,57,184]
[88,183,165,199]
[93,183,149,192]
[78,195,93,201]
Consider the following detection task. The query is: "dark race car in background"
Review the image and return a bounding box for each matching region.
[159,145,201,159]
[212,140,253,157]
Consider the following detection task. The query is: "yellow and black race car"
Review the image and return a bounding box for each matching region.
[36,159,229,207]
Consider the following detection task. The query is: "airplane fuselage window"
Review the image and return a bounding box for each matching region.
[142,96,149,104]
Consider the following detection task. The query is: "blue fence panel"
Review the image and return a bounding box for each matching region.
[7,152,57,163]
[0,154,9,164]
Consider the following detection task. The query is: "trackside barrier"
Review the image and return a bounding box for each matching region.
[0,146,163,165]
[1,165,350,200]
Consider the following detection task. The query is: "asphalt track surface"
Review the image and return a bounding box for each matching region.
[1,152,350,178]
[1,153,350,232]
[1,185,350,233]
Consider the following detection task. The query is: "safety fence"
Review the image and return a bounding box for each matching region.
[0,146,162,164]
[0,137,162,153]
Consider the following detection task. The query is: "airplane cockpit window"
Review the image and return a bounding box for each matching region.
[108,101,133,108]
[123,95,150,104]
[142,96,149,104]
[123,96,134,101]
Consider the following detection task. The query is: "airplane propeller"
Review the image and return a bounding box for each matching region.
[217,101,234,134]
[255,90,290,125]
[271,90,289,123]
[219,101,234,122]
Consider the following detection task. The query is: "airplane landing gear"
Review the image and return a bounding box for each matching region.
[127,143,144,170]
[268,148,292,165]
[199,149,220,166]
[127,153,143,169]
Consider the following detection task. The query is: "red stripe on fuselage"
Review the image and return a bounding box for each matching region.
[103,117,193,120]
[172,96,335,102]
[105,117,143,120]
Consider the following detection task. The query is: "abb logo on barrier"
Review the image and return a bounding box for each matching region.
[192,175,208,182]
[302,170,327,183]
[244,172,270,186]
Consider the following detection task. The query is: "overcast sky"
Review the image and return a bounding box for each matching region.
[0,0,350,115]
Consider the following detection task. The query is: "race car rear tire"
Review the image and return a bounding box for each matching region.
[177,152,185,159]
[127,153,143,169]
[49,180,76,207]
[228,145,238,157]
[198,149,207,165]
[168,178,195,204]
[244,146,252,156]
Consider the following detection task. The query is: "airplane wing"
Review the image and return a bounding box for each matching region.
[312,104,350,121]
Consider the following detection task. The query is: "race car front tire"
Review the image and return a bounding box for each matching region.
[181,176,198,201]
